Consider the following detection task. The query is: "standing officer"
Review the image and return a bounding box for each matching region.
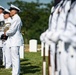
[4,4,24,75]
[0,5,4,65]
[48,0,71,75]
[56,1,71,75]
[3,9,12,69]
[60,0,76,75]
[40,0,63,75]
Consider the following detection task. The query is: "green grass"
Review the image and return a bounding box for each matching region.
[0,51,48,75]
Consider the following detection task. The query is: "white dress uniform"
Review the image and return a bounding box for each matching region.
[43,1,63,75]
[57,1,70,75]
[44,0,63,43]
[6,4,24,75]
[60,1,76,75]
[0,5,5,65]
[3,10,12,69]
[0,5,4,41]
[47,3,62,75]
[46,1,63,75]
[48,0,71,75]
[0,13,4,46]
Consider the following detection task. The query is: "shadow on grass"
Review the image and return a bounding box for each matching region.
[21,65,40,75]
[20,58,29,62]
[20,58,31,65]
[20,59,40,75]
[0,65,5,68]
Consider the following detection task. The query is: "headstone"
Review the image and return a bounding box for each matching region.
[41,42,49,56]
[19,44,24,59]
[29,39,37,52]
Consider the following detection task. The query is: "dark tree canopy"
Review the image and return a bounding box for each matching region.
[8,0,54,44]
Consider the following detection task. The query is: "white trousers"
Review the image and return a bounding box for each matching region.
[10,46,20,75]
[2,41,12,68]
[57,49,61,75]
[50,42,62,75]
[60,50,69,75]
[57,41,69,75]
[4,45,11,69]
[50,42,56,75]
[57,41,66,75]
[2,47,5,66]
[67,52,76,75]
[2,42,6,66]
[60,42,76,75]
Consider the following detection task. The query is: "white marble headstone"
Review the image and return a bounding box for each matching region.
[29,39,37,52]
[19,44,24,59]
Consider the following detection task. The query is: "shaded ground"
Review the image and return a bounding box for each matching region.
[0,51,48,75]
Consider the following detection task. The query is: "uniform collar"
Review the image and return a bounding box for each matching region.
[12,14,18,19]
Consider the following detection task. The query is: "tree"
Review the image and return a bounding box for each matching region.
[7,0,53,44]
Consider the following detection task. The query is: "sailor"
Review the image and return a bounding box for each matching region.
[4,4,24,75]
[56,0,71,75]
[45,1,63,75]
[60,0,76,75]
[0,5,4,65]
[40,0,63,75]
[46,0,71,75]
[2,9,12,69]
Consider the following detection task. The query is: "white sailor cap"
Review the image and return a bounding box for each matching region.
[0,5,4,10]
[3,9,10,14]
[9,4,20,12]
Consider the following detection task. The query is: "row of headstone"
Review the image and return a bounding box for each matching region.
[19,39,38,59]
[19,39,49,59]
[29,39,49,56]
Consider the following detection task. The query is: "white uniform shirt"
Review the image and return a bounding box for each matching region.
[4,17,12,47]
[60,1,76,47]
[0,13,4,47]
[4,17,11,28]
[40,1,63,43]
[6,14,24,47]
[44,1,63,42]
[50,0,71,42]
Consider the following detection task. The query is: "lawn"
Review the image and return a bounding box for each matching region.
[0,51,48,75]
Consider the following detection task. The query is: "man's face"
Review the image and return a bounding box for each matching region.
[10,10,17,17]
[4,14,10,19]
[0,9,3,13]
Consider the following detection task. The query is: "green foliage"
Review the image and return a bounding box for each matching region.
[7,0,54,44]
